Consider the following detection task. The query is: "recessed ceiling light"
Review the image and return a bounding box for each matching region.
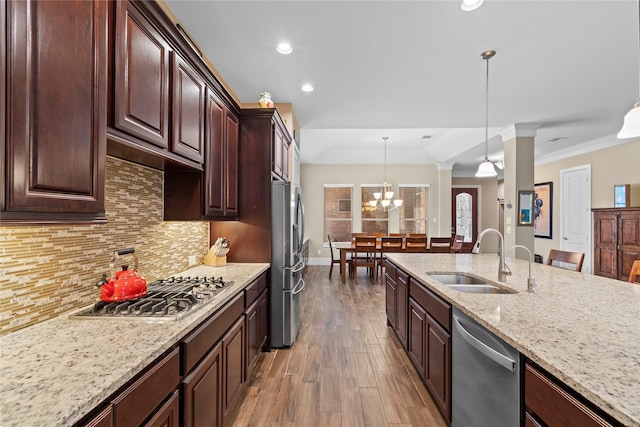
[276,42,292,55]
[301,84,314,92]
[461,0,484,12]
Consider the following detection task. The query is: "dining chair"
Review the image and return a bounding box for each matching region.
[370,232,387,238]
[353,236,378,283]
[546,249,585,272]
[389,233,406,237]
[378,237,403,278]
[429,237,453,253]
[351,232,369,240]
[328,235,350,280]
[409,233,427,238]
[451,234,464,253]
[629,260,640,284]
[405,236,428,252]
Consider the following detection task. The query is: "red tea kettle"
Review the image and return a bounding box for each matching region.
[96,248,147,302]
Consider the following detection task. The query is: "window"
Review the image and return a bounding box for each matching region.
[324,185,353,242]
[361,185,389,234]
[398,185,428,234]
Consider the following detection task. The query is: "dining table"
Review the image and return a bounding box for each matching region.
[334,239,428,283]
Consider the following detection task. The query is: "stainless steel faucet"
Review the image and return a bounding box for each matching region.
[508,244,537,293]
[472,228,512,282]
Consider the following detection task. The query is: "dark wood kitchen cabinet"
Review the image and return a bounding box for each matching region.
[144,390,180,427]
[171,53,206,163]
[209,109,291,262]
[112,1,205,165]
[182,341,223,427]
[163,89,239,221]
[113,0,170,150]
[385,262,398,330]
[272,123,290,181]
[593,208,640,280]
[408,280,451,422]
[244,274,269,378]
[204,91,239,218]
[2,0,107,223]
[223,317,245,416]
[525,361,619,427]
[396,268,409,348]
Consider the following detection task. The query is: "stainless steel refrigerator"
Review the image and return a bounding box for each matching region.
[270,181,305,348]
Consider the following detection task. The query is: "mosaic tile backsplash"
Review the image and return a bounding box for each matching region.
[0,156,210,336]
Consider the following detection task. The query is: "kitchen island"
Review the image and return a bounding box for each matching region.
[386,253,640,427]
[0,263,269,427]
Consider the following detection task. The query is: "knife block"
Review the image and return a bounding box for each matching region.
[203,246,227,267]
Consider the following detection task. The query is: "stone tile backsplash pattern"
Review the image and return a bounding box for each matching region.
[0,157,209,335]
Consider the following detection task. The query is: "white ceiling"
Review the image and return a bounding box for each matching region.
[164,0,638,176]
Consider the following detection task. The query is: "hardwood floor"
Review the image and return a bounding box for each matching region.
[224,266,448,426]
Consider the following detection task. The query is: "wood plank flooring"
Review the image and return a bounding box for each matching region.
[224,266,448,427]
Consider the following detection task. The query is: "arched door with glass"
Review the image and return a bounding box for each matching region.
[452,188,478,253]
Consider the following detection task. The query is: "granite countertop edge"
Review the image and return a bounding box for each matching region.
[386,253,640,427]
[0,263,269,427]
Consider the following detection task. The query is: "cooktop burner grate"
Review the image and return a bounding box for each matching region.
[71,276,234,320]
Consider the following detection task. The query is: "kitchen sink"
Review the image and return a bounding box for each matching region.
[428,273,517,294]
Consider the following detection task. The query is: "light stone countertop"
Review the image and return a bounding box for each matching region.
[0,263,269,427]
[386,253,640,427]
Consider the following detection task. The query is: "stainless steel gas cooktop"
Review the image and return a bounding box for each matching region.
[70,276,233,321]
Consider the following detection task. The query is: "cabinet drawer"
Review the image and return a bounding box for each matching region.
[409,281,451,332]
[111,347,179,427]
[181,292,244,375]
[525,363,615,427]
[244,273,267,307]
[385,262,398,280]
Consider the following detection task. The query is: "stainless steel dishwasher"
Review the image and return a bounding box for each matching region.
[452,307,521,426]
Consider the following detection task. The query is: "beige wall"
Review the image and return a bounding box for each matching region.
[534,139,640,263]
[301,164,497,263]
[0,157,209,336]
[452,177,500,253]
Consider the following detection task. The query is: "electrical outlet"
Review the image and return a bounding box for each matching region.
[317,249,321,255]
[188,255,197,266]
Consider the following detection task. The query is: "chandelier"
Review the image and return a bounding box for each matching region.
[369,137,403,210]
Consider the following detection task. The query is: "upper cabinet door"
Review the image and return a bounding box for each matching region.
[171,53,205,163]
[114,1,170,149]
[225,111,239,216]
[205,92,225,217]
[4,0,107,220]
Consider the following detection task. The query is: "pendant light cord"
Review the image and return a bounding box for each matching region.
[485,55,490,160]
[637,0,640,99]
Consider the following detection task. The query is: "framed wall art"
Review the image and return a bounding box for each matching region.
[518,190,534,226]
[534,182,553,239]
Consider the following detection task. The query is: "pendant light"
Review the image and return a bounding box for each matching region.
[369,137,403,210]
[461,0,484,12]
[618,0,640,139]
[476,50,498,178]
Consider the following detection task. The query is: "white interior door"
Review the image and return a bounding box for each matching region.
[560,165,591,274]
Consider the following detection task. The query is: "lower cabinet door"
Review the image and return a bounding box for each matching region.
[245,299,260,378]
[182,342,223,427]
[386,275,397,329]
[223,317,245,415]
[144,390,179,427]
[425,313,451,422]
[408,297,426,378]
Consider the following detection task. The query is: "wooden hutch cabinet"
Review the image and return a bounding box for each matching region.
[593,207,640,280]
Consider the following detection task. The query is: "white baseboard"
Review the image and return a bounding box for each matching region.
[306,258,330,266]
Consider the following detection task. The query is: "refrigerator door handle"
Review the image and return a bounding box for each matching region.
[292,278,306,295]
[453,314,516,372]
[292,259,306,273]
